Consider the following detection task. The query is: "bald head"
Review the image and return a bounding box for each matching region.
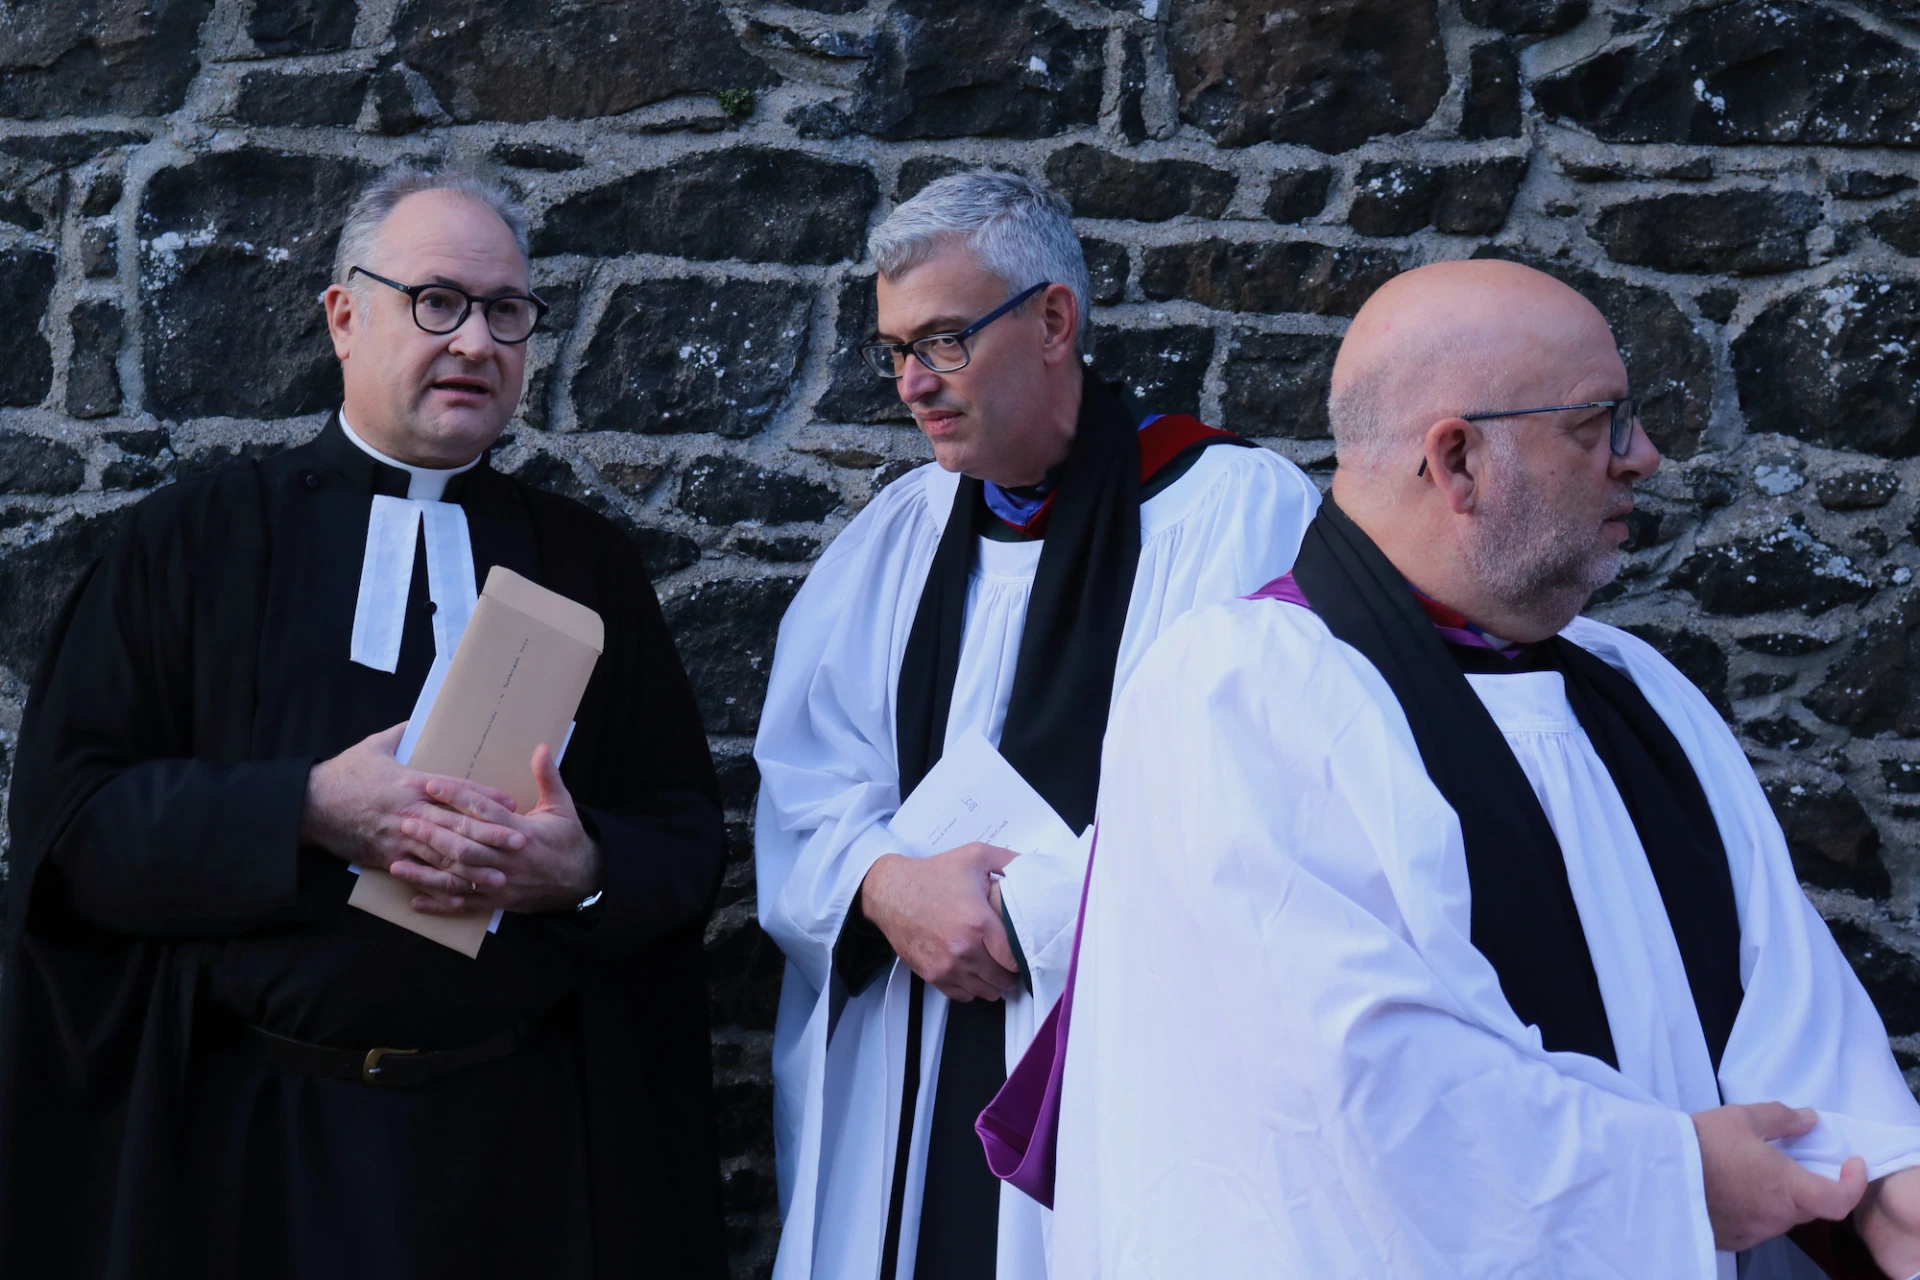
[1329,260,1618,474]
[1326,260,1661,642]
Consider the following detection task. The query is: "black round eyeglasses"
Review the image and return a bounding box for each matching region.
[349,266,548,345]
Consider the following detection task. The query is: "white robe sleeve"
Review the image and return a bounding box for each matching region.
[754,470,946,995]
[996,446,1322,1007]
[1053,602,1717,1280]
[1564,619,1920,1183]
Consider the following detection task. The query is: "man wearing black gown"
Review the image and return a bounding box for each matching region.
[0,167,728,1279]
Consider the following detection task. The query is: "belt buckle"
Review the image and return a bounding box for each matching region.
[362,1045,420,1085]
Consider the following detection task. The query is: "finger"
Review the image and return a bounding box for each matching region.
[439,844,514,875]
[389,856,487,901]
[920,954,999,1002]
[984,921,1018,974]
[392,831,455,871]
[418,780,518,815]
[395,818,476,868]
[1836,1156,1868,1210]
[978,843,1021,873]
[388,855,456,891]
[390,859,471,914]
[1789,1155,1869,1223]
[1748,1102,1820,1142]
[403,810,524,859]
[935,975,997,1003]
[423,780,521,826]
[446,858,508,890]
[966,950,1020,992]
[418,804,526,852]
[531,743,571,813]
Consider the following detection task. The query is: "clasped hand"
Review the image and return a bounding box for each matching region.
[302,722,601,917]
[1694,1101,1920,1275]
[859,842,1020,1001]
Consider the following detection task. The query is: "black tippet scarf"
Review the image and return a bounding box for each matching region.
[897,374,1144,829]
[872,375,1189,1280]
[1290,499,1744,1071]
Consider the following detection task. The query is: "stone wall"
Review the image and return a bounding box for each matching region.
[3,0,1920,1272]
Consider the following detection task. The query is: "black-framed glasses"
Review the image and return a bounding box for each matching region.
[1417,397,1642,475]
[349,266,548,344]
[860,281,1051,379]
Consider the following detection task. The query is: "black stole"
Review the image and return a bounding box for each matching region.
[1290,499,1743,1070]
[896,375,1142,825]
[879,375,1142,1280]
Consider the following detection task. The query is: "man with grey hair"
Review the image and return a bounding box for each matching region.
[0,165,728,1278]
[753,168,1321,1280]
[1050,259,1920,1278]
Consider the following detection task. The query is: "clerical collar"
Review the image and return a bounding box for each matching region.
[982,414,1161,534]
[1407,587,1524,659]
[1250,572,1527,660]
[338,410,480,503]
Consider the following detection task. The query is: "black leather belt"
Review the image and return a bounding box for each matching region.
[243,1021,530,1088]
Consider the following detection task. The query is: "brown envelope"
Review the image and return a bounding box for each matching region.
[348,567,605,957]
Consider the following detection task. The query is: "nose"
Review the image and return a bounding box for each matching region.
[1611,413,1662,482]
[897,356,942,406]
[445,305,499,359]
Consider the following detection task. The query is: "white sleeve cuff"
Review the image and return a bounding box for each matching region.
[1675,1109,1722,1279]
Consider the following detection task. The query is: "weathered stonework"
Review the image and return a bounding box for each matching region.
[2,1,1919,1273]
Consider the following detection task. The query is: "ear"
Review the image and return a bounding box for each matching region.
[323,282,357,361]
[1037,282,1080,368]
[1420,416,1488,515]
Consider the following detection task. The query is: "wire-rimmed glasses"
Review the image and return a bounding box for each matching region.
[1418,397,1643,475]
[349,266,548,345]
[860,281,1051,379]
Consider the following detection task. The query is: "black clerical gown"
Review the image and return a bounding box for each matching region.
[0,420,728,1280]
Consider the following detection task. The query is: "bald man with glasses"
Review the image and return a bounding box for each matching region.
[1048,259,1920,1280]
[1,165,728,1280]
[752,170,1322,1280]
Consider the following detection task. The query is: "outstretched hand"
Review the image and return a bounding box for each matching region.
[1692,1102,1867,1252]
[387,742,601,917]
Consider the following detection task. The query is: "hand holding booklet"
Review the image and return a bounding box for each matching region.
[886,728,1080,862]
[348,566,604,957]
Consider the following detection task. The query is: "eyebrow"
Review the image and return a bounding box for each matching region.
[423,273,530,296]
[871,315,975,343]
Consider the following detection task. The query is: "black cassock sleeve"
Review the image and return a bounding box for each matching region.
[10,481,310,938]
[529,507,725,953]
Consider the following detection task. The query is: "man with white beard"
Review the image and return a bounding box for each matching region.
[1049,260,1920,1279]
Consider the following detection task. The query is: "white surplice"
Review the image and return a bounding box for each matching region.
[753,445,1322,1280]
[1054,601,1920,1280]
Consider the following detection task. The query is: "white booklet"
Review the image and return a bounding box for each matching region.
[887,727,1080,860]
